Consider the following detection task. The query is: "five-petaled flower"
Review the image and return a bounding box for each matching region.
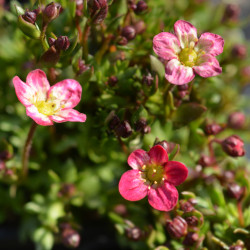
[153,20,224,85]
[119,145,188,211]
[13,69,86,126]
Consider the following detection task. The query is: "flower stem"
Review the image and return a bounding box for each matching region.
[237,201,244,227]
[22,121,38,178]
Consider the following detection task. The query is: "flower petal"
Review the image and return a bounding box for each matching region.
[174,20,198,49]
[51,109,86,123]
[195,32,224,56]
[148,145,168,165]
[164,161,188,186]
[193,54,222,78]
[26,69,50,101]
[127,149,150,170]
[119,170,148,201]
[26,105,53,126]
[48,79,82,109]
[165,59,195,85]
[12,76,34,107]
[153,32,181,60]
[148,182,178,211]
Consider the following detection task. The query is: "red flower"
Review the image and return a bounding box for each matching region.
[118,145,188,211]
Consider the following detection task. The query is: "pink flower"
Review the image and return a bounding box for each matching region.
[153,20,224,85]
[118,145,188,211]
[12,69,86,126]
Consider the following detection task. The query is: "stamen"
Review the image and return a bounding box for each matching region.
[154,181,157,184]
[162,177,165,181]
[142,165,146,170]
[153,169,157,173]
[148,186,151,190]
[190,41,195,49]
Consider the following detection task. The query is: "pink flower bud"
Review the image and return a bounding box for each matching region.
[228,112,246,129]
[54,36,70,51]
[166,216,188,239]
[121,26,136,41]
[204,123,224,135]
[221,135,245,157]
[43,2,62,24]
[135,1,148,14]
[108,115,120,130]
[227,183,245,200]
[133,20,146,34]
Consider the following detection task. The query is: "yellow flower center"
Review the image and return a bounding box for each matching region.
[36,101,56,116]
[140,165,165,188]
[179,48,198,67]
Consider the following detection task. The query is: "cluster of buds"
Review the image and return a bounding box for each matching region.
[59,223,81,248]
[88,0,108,24]
[22,9,40,25]
[108,115,132,138]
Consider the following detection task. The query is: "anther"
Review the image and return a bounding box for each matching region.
[162,177,165,181]
[142,165,146,170]
[154,181,157,184]
[153,169,157,173]
[148,186,151,190]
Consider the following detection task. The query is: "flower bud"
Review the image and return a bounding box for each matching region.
[228,112,246,130]
[231,44,247,59]
[166,216,188,239]
[113,204,127,217]
[115,120,132,138]
[76,59,90,76]
[198,155,215,167]
[117,36,128,46]
[125,226,142,241]
[221,135,245,157]
[40,46,61,66]
[0,150,12,161]
[142,74,154,86]
[133,20,146,34]
[223,4,240,22]
[227,183,245,200]
[222,170,235,183]
[179,200,194,213]
[48,37,56,47]
[61,228,80,248]
[121,26,136,41]
[154,140,176,155]
[204,123,224,135]
[22,11,37,24]
[185,216,199,227]
[143,125,151,134]
[88,0,108,24]
[134,118,147,132]
[58,183,76,198]
[18,15,41,39]
[108,115,120,130]
[54,36,70,51]
[107,76,118,87]
[43,2,62,24]
[183,232,199,246]
[229,246,243,250]
[134,1,148,14]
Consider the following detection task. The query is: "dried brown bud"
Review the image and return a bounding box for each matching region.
[54,36,70,51]
[227,183,245,200]
[121,26,136,41]
[183,232,199,246]
[61,228,80,248]
[221,135,245,157]
[228,112,246,130]
[88,0,108,24]
[115,120,132,138]
[166,216,188,239]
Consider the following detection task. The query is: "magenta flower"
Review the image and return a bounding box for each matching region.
[153,20,224,85]
[13,69,86,126]
[119,145,188,211]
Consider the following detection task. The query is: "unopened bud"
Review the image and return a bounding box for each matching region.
[134,118,147,132]
[18,15,41,39]
[134,1,148,14]
[48,37,56,47]
[76,59,90,75]
[61,228,80,248]
[121,26,136,41]
[22,11,37,24]
[108,115,120,130]
[54,36,70,51]
[166,216,187,239]
[232,44,247,59]
[185,216,199,227]
[88,0,108,24]
[221,135,245,157]
[223,4,240,22]
[125,226,142,241]
[133,20,146,34]
[107,76,118,87]
[198,155,215,167]
[229,246,243,250]
[142,74,154,86]
[40,46,61,66]
[58,183,76,198]
[183,232,199,246]
[204,123,224,135]
[115,120,132,138]
[143,125,151,134]
[43,2,62,24]
[227,183,245,200]
[228,112,246,130]
[154,140,176,155]
[179,200,194,213]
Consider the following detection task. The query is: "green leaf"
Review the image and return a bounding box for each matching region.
[150,55,165,78]
[172,103,207,128]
